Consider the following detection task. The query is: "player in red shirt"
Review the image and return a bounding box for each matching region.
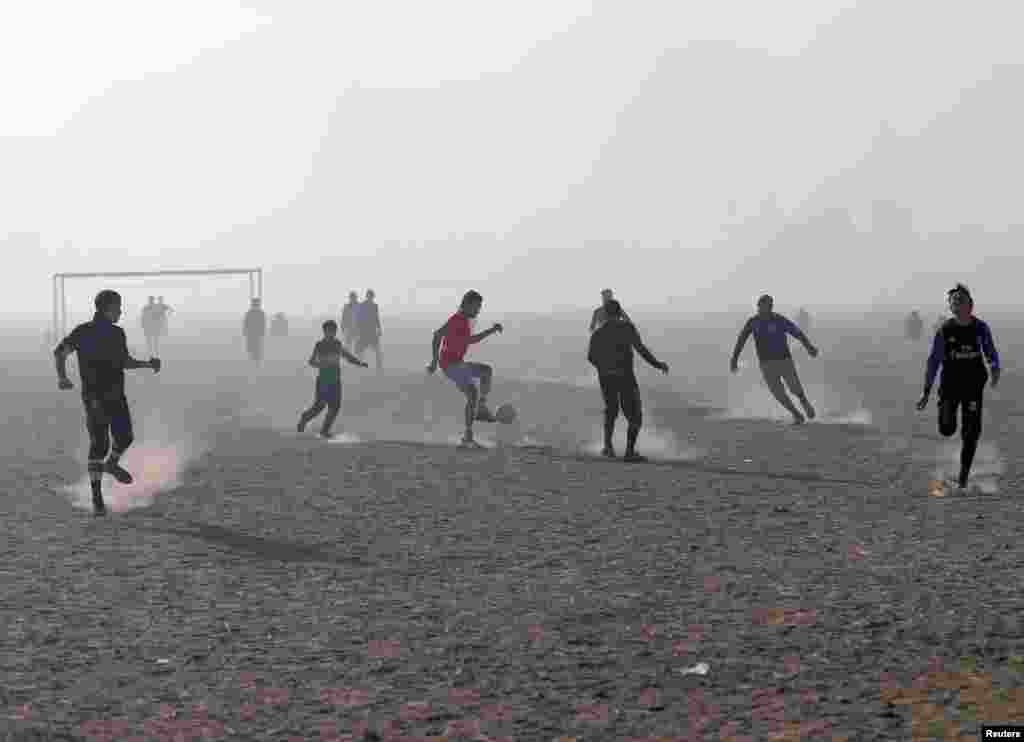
[427,290,504,448]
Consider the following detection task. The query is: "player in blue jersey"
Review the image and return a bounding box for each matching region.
[916,284,1000,492]
[730,294,819,424]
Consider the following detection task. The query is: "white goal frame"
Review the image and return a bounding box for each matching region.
[52,267,263,339]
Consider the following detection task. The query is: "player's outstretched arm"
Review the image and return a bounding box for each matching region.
[980,321,1001,387]
[341,348,367,367]
[917,331,944,407]
[54,342,74,387]
[730,321,752,370]
[632,329,668,373]
[469,323,502,344]
[308,348,321,368]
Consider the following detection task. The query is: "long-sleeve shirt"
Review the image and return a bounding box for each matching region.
[925,317,999,391]
[587,318,660,376]
[734,313,809,362]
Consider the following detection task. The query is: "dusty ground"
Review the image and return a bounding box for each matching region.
[1,317,1022,741]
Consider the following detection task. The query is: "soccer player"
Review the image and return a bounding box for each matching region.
[141,296,159,356]
[355,289,383,369]
[297,320,368,438]
[916,284,1001,492]
[590,288,631,332]
[341,291,359,350]
[905,310,924,341]
[427,290,503,449]
[154,297,173,341]
[243,298,267,361]
[270,312,289,337]
[796,307,811,333]
[54,290,161,515]
[730,294,819,424]
[587,299,669,461]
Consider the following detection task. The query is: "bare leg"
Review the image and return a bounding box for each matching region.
[321,400,341,436]
[765,375,804,422]
[298,400,326,432]
[460,384,479,440]
[782,363,815,419]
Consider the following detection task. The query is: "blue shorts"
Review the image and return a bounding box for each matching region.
[443,362,483,387]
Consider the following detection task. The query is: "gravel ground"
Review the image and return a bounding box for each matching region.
[2,326,1022,741]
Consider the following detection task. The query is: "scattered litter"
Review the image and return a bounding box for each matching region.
[680,662,710,676]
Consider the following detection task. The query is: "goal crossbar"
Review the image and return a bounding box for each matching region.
[52,267,263,339]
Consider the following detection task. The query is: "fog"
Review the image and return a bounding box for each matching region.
[4,0,1024,325]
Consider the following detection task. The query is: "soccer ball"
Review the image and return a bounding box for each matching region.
[495,403,517,424]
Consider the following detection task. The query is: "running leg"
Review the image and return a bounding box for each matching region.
[84,398,111,514]
[781,360,815,419]
[320,388,342,436]
[938,397,958,437]
[599,374,620,456]
[105,397,135,483]
[762,362,804,422]
[460,383,479,441]
[298,400,327,432]
[470,363,494,419]
[621,376,644,459]
[958,396,983,488]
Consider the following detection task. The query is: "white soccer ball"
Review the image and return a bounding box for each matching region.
[495,403,517,424]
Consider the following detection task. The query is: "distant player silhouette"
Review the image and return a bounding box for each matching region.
[271,312,289,337]
[587,299,669,461]
[796,307,811,334]
[341,291,359,351]
[154,297,172,343]
[590,288,631,332]
[141,296,159,356]
[354,289,383,369]
[905,310,924,341]
[243,298,267,362]
[731,294,819,425]
[916,284,1001,492]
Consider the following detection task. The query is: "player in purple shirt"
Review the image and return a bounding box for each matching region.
[916,284,1001,491]
[730,294,819,424]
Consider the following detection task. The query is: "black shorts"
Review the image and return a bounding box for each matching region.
[598,372,642,425]
[84,394,134,454]
[938,386,984,436]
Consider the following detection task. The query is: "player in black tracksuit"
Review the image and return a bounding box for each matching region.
[54,290,161,515]
[916,284,1001,491]
[587,300,669,462]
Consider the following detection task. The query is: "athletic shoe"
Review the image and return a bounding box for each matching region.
[92,493,107,516]
[601,446,616,458]
[475,405,497,423]
[104,461,133,484]
[803,402,816,420]
[320,431,334,440]
[623,451,648,463]
[297,420,306,433]
[459,437,485,450]
[791,413,806,425]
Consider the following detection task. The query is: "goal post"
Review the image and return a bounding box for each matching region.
[51,267,263,340]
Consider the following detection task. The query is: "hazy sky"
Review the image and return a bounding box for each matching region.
[4,0,1024,320]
